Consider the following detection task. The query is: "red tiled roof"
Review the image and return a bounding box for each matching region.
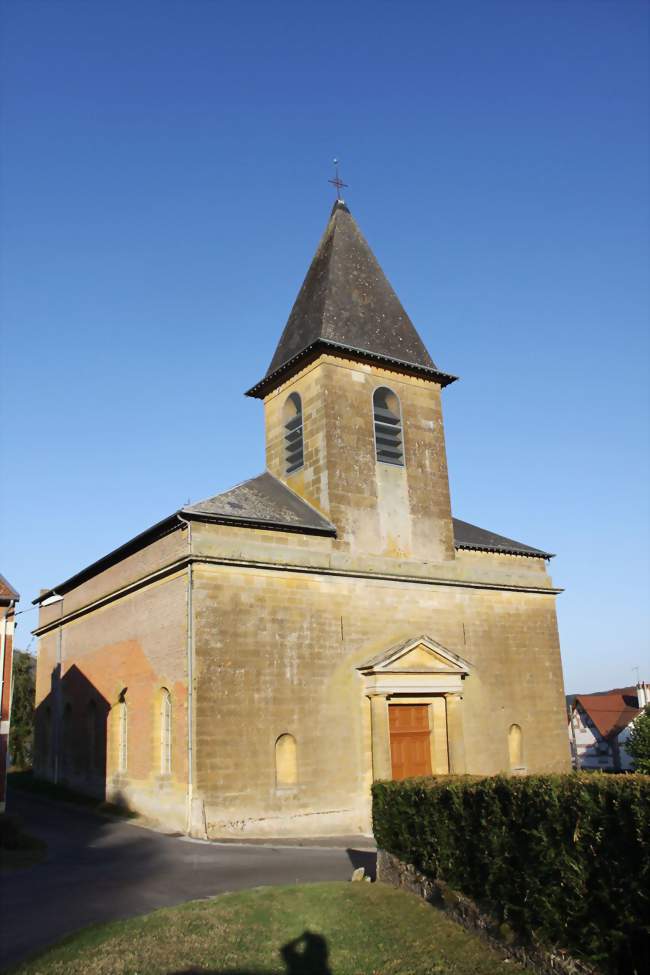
[574,687,641,740]
[0,573,19,602]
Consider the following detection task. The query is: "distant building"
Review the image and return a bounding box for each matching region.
[568,683,648,771]
[1,573,20,812]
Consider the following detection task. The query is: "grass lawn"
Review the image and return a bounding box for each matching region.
[9,882,524,975]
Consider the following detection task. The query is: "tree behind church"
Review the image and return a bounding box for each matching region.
[626,705,650,774]
[9,651,35,769]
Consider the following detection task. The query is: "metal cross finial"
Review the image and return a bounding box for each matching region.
[329,158,348,200]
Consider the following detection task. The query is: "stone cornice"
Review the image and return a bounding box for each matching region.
[32,553,563,637]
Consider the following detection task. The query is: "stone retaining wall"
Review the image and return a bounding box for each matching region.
[376,850,597,975]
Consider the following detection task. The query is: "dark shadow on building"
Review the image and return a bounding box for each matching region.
[33,664,111,801]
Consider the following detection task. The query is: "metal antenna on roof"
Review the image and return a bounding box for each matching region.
[328,158,348,201]
[633,665,640,683]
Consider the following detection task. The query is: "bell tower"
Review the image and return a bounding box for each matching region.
[246,200,457,563]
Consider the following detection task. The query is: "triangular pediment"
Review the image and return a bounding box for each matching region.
[358,635,472,675]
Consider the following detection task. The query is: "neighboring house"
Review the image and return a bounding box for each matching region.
[1,573,20,812]
[33,199,570,839]
[568,683,649,771]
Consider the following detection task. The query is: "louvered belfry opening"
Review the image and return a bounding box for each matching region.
[283,392,304,474]
[373,387,404,466]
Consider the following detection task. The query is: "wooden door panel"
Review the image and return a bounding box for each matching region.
[389,704,432,780]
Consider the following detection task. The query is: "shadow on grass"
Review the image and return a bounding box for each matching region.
[169,929,332,974]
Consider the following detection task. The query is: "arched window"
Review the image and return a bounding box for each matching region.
[373,387,404,466]
[118,691,128,774]
[87,700,97,772]
[508,724,524,770]
[283,393,304,474]
[62,703,73,774]
[160,688,172,775]
[275,733,297,787]
[43,706,52,772]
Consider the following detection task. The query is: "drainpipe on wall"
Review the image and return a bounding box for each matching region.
[54,614,63,784]
[178,516,203,837]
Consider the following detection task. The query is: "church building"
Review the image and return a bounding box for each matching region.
[33,200,570,837]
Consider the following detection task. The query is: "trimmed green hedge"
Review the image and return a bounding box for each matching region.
[372,774,650,974]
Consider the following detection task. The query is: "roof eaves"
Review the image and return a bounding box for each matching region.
[181,508,337,537]
[246,339,458,399]
[0,573,20,602]
[33,513,183,605]
[454,540,554,560]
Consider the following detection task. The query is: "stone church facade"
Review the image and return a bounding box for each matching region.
[33,200,569,837]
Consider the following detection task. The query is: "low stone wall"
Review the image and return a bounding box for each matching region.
[376,850,597,975]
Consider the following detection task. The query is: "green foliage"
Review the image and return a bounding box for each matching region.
[8,651,36,769]
[626,705,650,774]
[372,774,650,974]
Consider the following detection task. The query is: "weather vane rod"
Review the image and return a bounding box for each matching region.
[328,158,348,201]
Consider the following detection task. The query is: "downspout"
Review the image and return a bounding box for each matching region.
[178,515,197,835]
[54,611,63,784]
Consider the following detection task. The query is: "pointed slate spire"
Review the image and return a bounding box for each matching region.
[246,201,456,398]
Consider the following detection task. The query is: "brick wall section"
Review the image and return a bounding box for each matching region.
[34,532,190,830]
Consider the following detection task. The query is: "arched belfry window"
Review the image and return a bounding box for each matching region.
[373,387,404,466]
[160,688,172,775]
[283,393,304,474]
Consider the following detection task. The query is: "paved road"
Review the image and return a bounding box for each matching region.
[0,790,376,971]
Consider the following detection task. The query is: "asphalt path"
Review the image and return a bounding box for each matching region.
[0,790,376,971]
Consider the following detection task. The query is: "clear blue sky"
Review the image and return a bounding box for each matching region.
[1,1,648,693]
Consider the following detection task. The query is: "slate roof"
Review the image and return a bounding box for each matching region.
[182,472,336,535]
[247,201,457,398]
[33,489,550,606]
[452,518,553,559]
[571,687,642,740]
[0,573,19,602]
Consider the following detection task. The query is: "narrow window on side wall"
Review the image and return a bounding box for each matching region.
[275,733,298,787]
[508,723,524,771]
[118,692,128,773]
[160,688,172,775]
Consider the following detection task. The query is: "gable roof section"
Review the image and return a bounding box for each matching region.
[33,484,551,607]
[452,518,553,559]
[573,687,642,740]
[0,573,19,602]
[182,472,336,535]
[247,201,457,398]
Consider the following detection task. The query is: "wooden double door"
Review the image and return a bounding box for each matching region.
[389,703,432,780]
